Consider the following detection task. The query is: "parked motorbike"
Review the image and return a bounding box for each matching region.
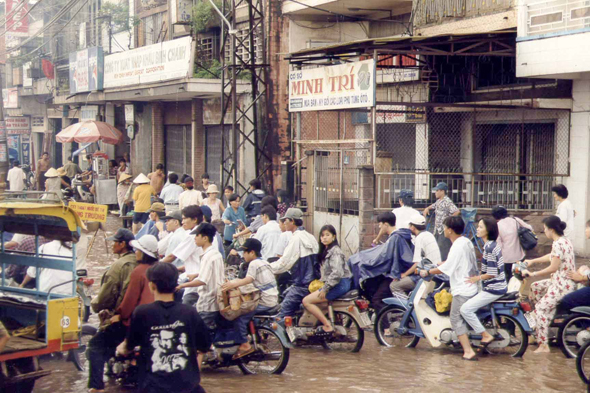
[374,273,532,357]
[72,175,94,203]
[284,289,371,353]
[20,164,35,190]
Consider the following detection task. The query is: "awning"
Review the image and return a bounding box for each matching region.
[287,30,516,63]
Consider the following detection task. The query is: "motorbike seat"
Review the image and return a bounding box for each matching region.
[571,306,590,315]
[334,289,359,301]
[494,291,519,303]
[255,304,281,316]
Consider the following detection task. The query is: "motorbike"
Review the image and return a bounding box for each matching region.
[284,289,371,353]
[104,311,291,387]
[513,261,590,358]
[374,271,532,357]
[72,175,94,203]
[20,164,35,190]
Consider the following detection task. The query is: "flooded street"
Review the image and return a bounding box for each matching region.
[33,217,588,392]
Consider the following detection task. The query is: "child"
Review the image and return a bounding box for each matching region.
[116,263,211,393]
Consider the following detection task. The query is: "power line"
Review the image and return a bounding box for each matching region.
[0,0,45,39]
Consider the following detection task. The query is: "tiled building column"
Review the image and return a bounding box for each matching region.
[359,165,376,250]
[151,102,165,171]
[191,98,205,179]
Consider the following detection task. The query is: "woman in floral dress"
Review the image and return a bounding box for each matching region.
[523,215,576,353]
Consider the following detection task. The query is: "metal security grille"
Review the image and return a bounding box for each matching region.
[165,125,191,176]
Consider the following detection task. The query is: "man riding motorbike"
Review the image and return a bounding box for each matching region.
[269,208,319,319]
[87,229,137,393]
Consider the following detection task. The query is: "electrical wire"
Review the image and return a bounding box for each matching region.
[0,0,45,39]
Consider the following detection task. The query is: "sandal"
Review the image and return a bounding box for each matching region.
[315,326,334,338]
[480,337,496,349]
[232,347,256,360]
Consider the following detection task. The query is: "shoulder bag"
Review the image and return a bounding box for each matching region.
[513,217,538,251]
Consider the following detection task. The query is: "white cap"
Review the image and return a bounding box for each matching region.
[409,215,426,226]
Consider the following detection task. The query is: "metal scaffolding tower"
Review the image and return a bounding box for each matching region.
[219,0,272,194]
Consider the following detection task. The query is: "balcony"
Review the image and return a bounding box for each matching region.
[517,0,590,79]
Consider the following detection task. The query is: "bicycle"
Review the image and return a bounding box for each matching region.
[461,208,484,254]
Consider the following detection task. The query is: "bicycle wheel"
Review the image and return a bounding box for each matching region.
[577,340,590,385]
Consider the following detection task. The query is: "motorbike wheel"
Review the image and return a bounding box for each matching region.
[558,314,590,359]
[374,306,420,348]
[576,339,590,385]
[68,324,97,372]
[321,311,364,353]
[481,314,528,358]
[236,326,290,375]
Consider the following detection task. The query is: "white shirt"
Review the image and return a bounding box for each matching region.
[253,220,282,260]
[160,184,184,205]
[196,246,225,313]
[178,189,203,210]
[556,199,575,240]
[392,205,422,230]
[7,167,25,192]
[27,240,75,296]
[275,231,293,257]
[438,236,478,297]
[166,227,188,268]
[172,231,220,294]
[413,231,442,264]
[246,259,279,308]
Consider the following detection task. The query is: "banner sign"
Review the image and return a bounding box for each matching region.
[69,201,108,223]
[69,47,104,94]
[3,88,19,108]
[6,116,30,134]
[5,0,28,36]
[289,59,376,112]
[104,36,193,88]
[21,134,30,165]
[31,116,45,132]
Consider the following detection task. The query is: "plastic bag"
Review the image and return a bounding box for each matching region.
[434,289,453,313]
[308,279,325,293]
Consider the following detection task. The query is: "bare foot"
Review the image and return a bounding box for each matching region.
[533,344,550,353]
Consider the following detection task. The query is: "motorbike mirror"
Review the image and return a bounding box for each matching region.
[76,269,88,277]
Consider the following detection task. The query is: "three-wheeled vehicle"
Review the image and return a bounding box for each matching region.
[0,199,84,392]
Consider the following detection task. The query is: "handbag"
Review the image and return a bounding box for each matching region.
[513,218,538,251]
[218,284,261,321]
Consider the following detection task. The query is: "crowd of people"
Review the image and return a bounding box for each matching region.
[5,156,590,391]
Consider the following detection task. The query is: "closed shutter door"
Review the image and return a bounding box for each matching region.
[165,125,191,176]
[206,126,223,184]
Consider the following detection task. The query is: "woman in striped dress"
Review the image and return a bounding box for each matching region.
[460,217,508,347]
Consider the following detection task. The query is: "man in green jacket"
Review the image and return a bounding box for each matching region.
[87,228,137,393]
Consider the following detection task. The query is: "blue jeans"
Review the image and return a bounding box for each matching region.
[325,278,352,301]
[560,287,590,311]
[235,305,275,344]
[279,286,310,318]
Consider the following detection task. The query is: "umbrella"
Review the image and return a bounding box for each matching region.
[56,120,123,145]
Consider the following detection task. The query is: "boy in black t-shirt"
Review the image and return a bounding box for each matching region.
[116,263,211,393]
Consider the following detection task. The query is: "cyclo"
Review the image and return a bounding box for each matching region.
[0,198,85,392]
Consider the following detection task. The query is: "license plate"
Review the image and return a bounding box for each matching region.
[286,326,297,342]
[359,312,372,327]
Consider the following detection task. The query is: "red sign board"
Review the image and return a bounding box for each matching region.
[6,0,28,35]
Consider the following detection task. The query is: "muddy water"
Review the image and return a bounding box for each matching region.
[33,217,588,393]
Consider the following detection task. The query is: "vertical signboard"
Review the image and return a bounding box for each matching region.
[5,0,28,36]
[21,134,30,165]
[2,88,19,108]
[69,47,104,94]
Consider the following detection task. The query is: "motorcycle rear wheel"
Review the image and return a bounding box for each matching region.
[558,314,590,359]
[321,311,364,353]
[236,326,290,375]
[68,324,97,372]
[481,314,528,358]
[374,305,420,348]
[576,339,590,385]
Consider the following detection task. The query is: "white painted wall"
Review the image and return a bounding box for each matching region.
[313,211,360,258]
[289,21,369,53]
[517,33,590,79]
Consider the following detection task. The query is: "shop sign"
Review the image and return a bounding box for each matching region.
[3,88,19,108]
[6,116,30,134]
[0,144,7,163]
[125,104,134,124]
[21,134,30,165]
[23,61,33,87]
[69,201,108,223]
[31,116,45,131]
[69,47,104,94]
[289,59,376,112]
[80,105,100,121]
[0,121,5,139]
[104,36,193,88]
[5,0,28,36]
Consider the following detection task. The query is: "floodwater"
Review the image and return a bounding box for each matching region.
[33,217,589,392]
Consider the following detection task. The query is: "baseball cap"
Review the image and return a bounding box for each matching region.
[433,182,448,191]
[409,215,426,226]
[162,210,182,222]
[107,228,135,243]
[240,238,262,254]
[280,208,303,221]
[399,189,414,198]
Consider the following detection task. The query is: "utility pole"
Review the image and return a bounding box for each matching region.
[0,64,7,194]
